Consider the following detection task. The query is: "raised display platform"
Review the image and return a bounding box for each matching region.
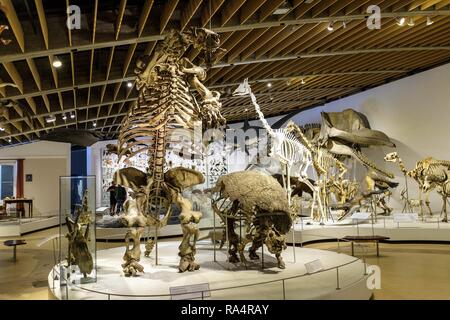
[0,216,59,237]
[288,212,450,245]
[48,241,371,300]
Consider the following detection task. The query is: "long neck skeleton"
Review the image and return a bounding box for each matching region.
[233,79,325,221]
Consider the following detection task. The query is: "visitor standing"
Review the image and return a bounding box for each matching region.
[115,184,127,214]
[106,182,117,216]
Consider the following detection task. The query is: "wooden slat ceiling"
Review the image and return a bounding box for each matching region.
[0,0,450,146]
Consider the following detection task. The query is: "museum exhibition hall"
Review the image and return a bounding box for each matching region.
[1,0,450,302]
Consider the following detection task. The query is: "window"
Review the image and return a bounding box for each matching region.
[0,161,17,204]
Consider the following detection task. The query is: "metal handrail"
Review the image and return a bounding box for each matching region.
[52,253,366,299]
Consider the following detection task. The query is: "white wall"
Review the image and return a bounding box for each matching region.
[0,141,71,216]
[289,62,450,212]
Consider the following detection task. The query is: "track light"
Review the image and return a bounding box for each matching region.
[0,127,4,132]
[92,121,97,127]
[396,17,406,26]
[267,82,272,88]
[342,21,347,29]
[127,82,133,88]
[407,18,415,27]
[427,17,434,26]
[62,113,67,120]
[301,79,306,85]
[327,21,334,31]
[46,116,56,123]
[7,137,11,143]
[70,113,75,119]
[52,56,62,68]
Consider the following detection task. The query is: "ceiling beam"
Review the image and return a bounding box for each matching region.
[115,0,127,40]
[213,46,450,68]
[208,70,408,88]
[2,9,450,63]
[34,0,49,49]
[138,0,154,37]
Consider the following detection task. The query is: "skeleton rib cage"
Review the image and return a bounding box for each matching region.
[118,66,200,183]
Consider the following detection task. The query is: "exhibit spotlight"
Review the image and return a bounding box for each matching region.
[93,121,97,127]
[301,79,305,85]
[267,82,272,88]
[427,17,434,26]
[7,137,11,143]
[0,127,4,131]
[327,21,334,31]
[70,113,75,119]
[407,18,415,27]
[46,115,56,123]
[62,113,67,120]
[127,82,133,88]
[52,56,62,68]
[396,17,406,26]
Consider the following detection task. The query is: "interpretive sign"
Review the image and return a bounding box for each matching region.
[305,259,324,274]
[170,283,211,300]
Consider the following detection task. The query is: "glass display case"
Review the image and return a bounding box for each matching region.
[58,175,97,296]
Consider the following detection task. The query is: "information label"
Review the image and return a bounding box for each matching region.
[305,259,324,274]
[170,283,211,300]
[351,212,371,220]
[393,213,419,223]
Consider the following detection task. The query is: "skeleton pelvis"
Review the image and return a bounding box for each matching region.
[146,192,172,226]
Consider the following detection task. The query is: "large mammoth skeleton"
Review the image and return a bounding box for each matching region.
[208,170,292,269]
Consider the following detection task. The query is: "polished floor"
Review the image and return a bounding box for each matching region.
[1,226,450,300]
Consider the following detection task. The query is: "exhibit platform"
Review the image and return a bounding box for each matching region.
[288,212,450,245]
[0,216,59,237]
[48,241,371,300]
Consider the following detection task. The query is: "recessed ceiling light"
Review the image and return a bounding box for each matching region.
[427,17,434,26]
[327,21,334,31]
[127,82,133,88]
[52,56,62,68]
[396,17,406,26]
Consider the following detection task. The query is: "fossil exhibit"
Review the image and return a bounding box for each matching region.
[65,215,93,278]
[209,170,292,269]
[113,27,225,275]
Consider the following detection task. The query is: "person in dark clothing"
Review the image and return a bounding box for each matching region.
[115,184,127,214]
[106,182,117,216]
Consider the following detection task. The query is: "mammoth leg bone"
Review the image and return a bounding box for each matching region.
[176,193,202,272]
[226,217,240,263]
[248,220,267,261]
[122,227,144,277]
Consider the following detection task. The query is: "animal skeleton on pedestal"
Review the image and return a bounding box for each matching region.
[233,79,322,221]
[385,152,450,218]
[114,27,225,276]
[286,121,348,221]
